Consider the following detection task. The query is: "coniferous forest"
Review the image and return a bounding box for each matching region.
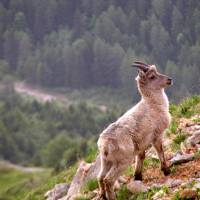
[0,0,200,169]
[0,0,199,100]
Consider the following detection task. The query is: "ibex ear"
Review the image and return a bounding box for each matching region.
[138,70,145,78]
[135,70,146,82]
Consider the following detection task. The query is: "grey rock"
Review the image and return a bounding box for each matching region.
[45,183,69,200]
[170,153,195,165]
[187,130,200,145]
[127,180,149,193]
[63,156,101,200]
[164,178,183,188]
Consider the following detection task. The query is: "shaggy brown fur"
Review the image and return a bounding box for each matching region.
[97,63,172,200]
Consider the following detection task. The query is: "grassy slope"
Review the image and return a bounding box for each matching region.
[1,95,200,200]
[0,164,51,200]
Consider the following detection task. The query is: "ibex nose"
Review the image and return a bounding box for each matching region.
[167,77,173,85]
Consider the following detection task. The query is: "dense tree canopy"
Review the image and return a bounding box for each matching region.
[0,0,199,101]
[0,91,121,168]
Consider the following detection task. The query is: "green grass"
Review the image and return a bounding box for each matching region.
[124,165,134,176]
[173,133,187,144]
[25,164,77,200]
[116,186,162,200]
[171,133,187,151]
[0,167,50,200]
[192,118,200,123]
[84,146,98,163]
[172,95,200,118]
[75,197,90,200]
[116,186,133,200]
[169,120,179,134]
[143,157,160,170]
[81,179,99,193]
[171,191,181,200]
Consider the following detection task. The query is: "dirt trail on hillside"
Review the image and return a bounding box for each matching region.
[0,161,46,173]
[14,81,66,103]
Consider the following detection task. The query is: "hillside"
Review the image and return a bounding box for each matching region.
[5,95,197,200]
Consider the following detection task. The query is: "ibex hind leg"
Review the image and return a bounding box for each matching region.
[103,163,127,200]
[97,156,112,200]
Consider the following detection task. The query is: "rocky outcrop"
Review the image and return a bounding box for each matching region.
[44,184,69,200]
[63,156,101,200]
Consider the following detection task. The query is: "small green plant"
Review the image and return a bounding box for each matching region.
[170,165,177,174]
[194,150,200,158]
[197,188,200,197]
[173,133,187,144]
[177,95,200,118]
[130,192,147,200]
[124,165,134,176]
[85,147,98,163]
[171,133,187,152]
[192,118,200,123]
[169,103,177,115]
[169,120,178,134]
[171,142,181,152]
[171,190,181,200]
[185,181,195,189]
[143,157,159,169]
[75,196,90,200]
[81,179,99,193]
[161,185,169,194]
[146,187,160,199]
[116,186,132,200]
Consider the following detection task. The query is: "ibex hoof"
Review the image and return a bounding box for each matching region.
[94,194,107,200]
[163,167,171,176]
[134,173,143,181]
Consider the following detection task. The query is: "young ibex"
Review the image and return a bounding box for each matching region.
[97,61,173,200]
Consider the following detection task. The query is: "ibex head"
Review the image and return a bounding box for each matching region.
[131,61,173,90]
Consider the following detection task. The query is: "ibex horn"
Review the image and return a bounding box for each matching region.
[134,61,149,67]
[131,61,149,72]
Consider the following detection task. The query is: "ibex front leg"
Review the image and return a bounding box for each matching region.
[134,151,145,180]
[153,137,170,175]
